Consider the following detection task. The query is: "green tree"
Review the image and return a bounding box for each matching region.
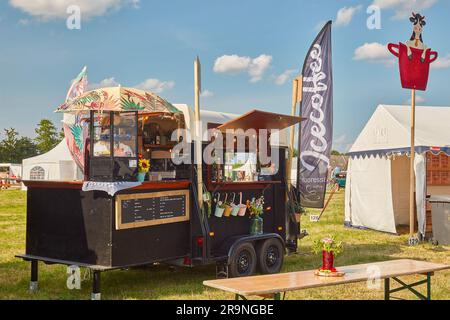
[35,119,60,154]
[331,150,341,156]
[0,128,38,163]
[59,127,66,140]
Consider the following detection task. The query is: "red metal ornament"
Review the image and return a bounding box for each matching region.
[388,43,438,91]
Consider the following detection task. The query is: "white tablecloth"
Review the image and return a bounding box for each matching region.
[82,181,142,196]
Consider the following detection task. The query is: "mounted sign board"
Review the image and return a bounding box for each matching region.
[115,190,190,230]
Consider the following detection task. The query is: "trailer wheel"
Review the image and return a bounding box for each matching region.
[257,238,284,274]
[229,242,257,278]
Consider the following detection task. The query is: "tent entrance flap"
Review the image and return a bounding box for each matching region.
[345,154,427,235]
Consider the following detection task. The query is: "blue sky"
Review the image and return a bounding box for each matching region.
[1,0,450,152]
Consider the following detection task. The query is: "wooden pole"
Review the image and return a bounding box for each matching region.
[194,57,203,209]
[409,89,416,237]
[287,76,302,191]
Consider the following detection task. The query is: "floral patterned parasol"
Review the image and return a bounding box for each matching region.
[55,87,181,114]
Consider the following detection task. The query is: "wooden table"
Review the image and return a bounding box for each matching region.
[203,259,449,300]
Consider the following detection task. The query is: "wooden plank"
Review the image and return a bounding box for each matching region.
[203,259,449,297]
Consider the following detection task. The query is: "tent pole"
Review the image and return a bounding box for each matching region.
[194,57,203,209]
[409,89,416,238]
[287,76,302,191]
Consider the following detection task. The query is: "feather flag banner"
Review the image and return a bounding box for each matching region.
[297,21,333,208]
[63,66,89,173]
[66,66,88,103]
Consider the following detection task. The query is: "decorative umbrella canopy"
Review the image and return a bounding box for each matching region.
[55,87,181,114]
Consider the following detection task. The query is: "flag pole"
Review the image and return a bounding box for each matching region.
[194,57,203,209]
[409,88,416,238]
[287,76,302,191]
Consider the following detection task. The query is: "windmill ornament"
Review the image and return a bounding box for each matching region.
[388,13,438,243]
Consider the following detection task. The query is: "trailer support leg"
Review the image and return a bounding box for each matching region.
[91,270,101,300]
[29,260,38,293]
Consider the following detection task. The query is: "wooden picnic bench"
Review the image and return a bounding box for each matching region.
[203,259,449,300]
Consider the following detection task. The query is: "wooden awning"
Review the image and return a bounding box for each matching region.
[217,109,304,132]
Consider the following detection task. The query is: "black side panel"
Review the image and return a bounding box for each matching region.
[111,189,191,267]
[26,188,112,266]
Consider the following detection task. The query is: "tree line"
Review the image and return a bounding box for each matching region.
[0,119,64,164]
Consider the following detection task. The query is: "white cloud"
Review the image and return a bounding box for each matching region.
[213,54,273,83]
[201,90,214,98]
[333,134,353,153]
[135,78,175,93]
[87,77,175,93]
[354,42,395,66]
[9,0,139,20]
[88,77,120,90]
[372,0,438,20]
[431,54,450,69]
[248,54,272,83]
[275,69,297,85]
[335,5,362,27]
[213,55,251,74]
[406,95,426,104]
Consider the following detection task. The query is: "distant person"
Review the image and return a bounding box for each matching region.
[332,166,341,179]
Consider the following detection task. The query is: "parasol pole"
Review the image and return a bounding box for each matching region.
[287,76,302,191]
[194,57,203,209]
[409,89,416,237]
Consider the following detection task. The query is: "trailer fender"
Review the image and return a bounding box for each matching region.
[223,233,285,265]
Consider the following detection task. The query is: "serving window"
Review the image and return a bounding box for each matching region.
[113,112,137,158]
[89,111,139,182]
[92,112,111,157]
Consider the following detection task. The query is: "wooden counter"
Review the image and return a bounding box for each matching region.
[22,180,190,190]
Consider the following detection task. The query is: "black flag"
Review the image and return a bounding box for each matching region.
[297,21,333,208]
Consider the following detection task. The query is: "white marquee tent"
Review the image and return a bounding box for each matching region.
[345,105,450,236]
[22,140,82,182]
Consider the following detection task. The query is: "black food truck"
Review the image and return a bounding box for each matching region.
[17,87,304,299]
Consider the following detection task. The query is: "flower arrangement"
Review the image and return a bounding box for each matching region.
[312,236,343,256]
[312,235,343,273]
[247,196,264,217]
[138,158,150,174]
[290,200,306,222]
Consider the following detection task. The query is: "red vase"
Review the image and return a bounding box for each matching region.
[322,250,335,271]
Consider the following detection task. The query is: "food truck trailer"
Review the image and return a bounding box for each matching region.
[17,87,304,299]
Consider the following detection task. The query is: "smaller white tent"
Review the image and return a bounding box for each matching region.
[345,105,450,236]
[22,140,82,181]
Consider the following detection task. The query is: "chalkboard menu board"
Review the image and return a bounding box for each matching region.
[115,190,190,230]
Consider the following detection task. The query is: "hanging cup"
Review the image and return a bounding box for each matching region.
[214,193,225,218]
[237,192,247,217]
[223,193,233,217]
[230,193,240,216]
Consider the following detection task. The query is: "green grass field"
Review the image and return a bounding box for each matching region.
[0,189,448,300]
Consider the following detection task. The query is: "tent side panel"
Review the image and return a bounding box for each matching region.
[344,158,352,222]
[346,156,397,234]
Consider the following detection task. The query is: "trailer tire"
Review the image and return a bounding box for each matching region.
[257,238,284,274]
[228,242,257,278]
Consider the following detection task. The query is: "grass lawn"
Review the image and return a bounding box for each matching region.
[0,189,448,300]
